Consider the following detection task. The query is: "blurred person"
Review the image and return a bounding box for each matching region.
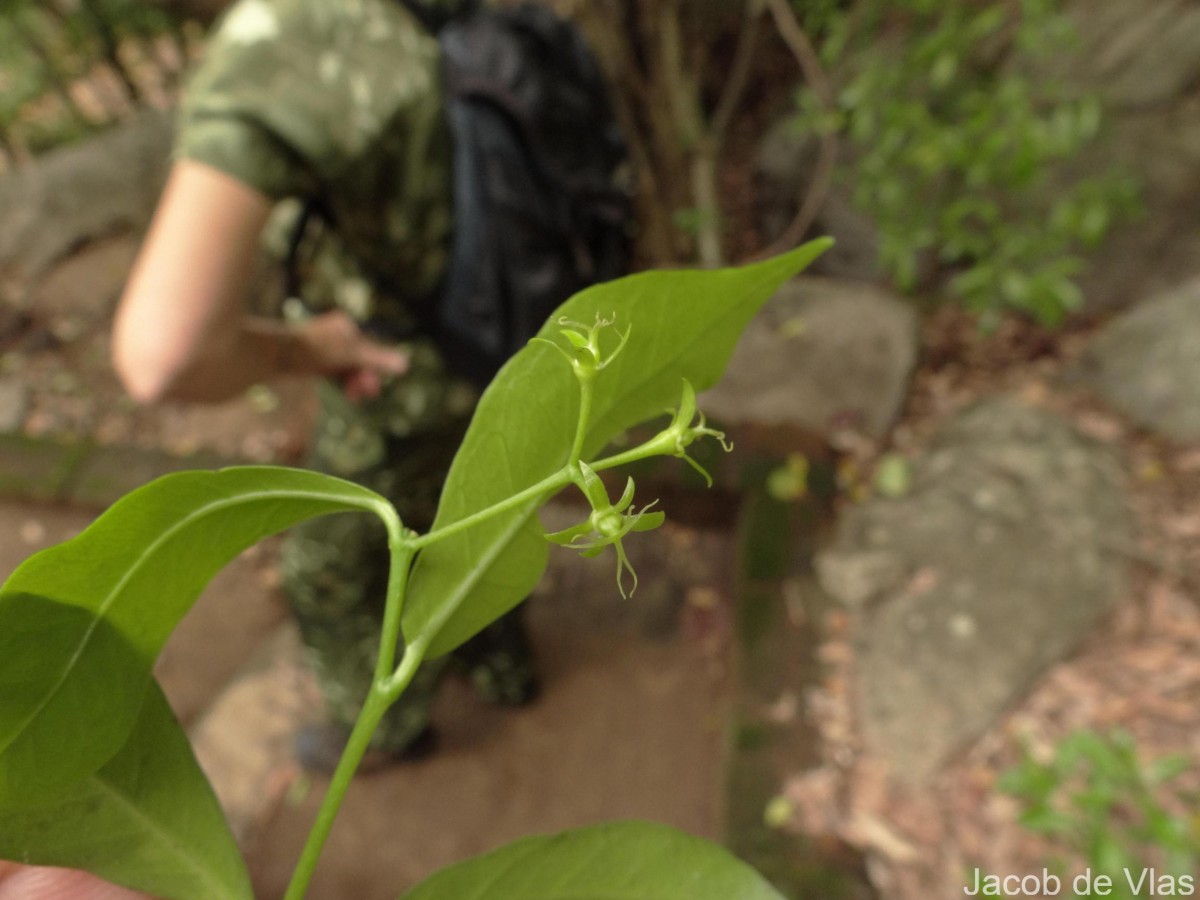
[112,0,541,774]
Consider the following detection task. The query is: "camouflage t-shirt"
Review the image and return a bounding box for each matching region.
[177,0,454,318]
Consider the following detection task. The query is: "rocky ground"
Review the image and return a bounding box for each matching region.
[780,308,1200,896]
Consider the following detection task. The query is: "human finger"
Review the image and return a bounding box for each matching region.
[342,367,384,401]
[353,336,409,376]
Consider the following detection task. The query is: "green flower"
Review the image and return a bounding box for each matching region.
[660,379,732,487]
[545,462,664,598]
[530,313,631,382]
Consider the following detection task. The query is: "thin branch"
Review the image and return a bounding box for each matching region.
[710,2,763,147]
[591,0,654,110]
[691,143,723,267]
[696,2,766,268]
[752,0,840,260]
[658,0,702,149]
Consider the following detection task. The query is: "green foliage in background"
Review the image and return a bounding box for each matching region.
[1000,729,1198,894]
[0,0,188,159]
[793,0,1139,327]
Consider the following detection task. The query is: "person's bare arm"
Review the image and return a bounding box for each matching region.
[113,160,407,405]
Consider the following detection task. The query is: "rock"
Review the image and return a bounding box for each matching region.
[31,238,142,321]
[0,380,28,433]
[0,110,173,281]
[1053,1,1200,312]
[1074,278,1200,442]
[1070,90,1200,312]
[815,400,1132,783]
[1064,0,1200,110]
[700,277,918,439]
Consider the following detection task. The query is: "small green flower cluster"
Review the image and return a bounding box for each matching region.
[536,315,732,597]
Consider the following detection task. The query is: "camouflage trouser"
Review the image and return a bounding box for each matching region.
[279,340,536,752]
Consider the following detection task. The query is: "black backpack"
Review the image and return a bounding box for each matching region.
[288,0,633,386]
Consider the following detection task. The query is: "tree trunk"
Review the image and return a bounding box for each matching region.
[571,0,760,267]
[690,141,723,268]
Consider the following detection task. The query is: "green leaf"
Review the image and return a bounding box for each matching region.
[1017,803,1075,836]
[1142,806,1190,850]
[998,758,1058,801]
[631,511,666,532]
[1148,754,1192,785]
[561,328,591,350]
[1091,831,1134,876]
[399,820,786,900]
[0,673,252,900]
[763,795,795,830]
[873,453,912,498]
[579,460,613,510]
[0,466,390,807]
[404,241,833,658]
[545,521,593,546]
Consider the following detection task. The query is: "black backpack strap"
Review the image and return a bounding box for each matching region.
[394,0,480,33]
[284,0,630,386]
[282,198,319,302]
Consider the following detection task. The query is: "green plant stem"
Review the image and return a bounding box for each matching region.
[281,411,693,897]
[407,467,574,550]
[590,433,675,473]
[407,430,685,554]
[282,647,425,900]
[569,376,594,466]
[283,497,416,899]
[374,537,414,680]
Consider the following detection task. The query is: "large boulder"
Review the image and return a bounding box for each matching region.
[1063,0,1200,110]
[0,110,173,284]
[1074,277,1200,442]
[815,400,1132,783]
[1059,0,1200,311]
[700,277,918,439]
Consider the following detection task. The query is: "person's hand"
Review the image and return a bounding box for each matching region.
[0,862,151,900]
[295,310,410,401]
